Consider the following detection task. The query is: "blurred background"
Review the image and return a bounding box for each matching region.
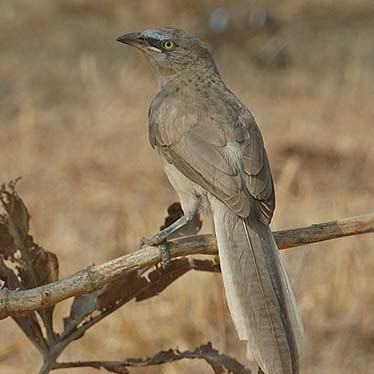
[1,0,373,373]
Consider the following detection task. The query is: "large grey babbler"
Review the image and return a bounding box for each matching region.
[116,27,303,374]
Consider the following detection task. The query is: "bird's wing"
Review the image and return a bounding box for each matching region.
[236,108,275,223]
[150,98,275,223]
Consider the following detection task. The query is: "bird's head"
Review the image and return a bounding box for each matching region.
[116,27,217,87]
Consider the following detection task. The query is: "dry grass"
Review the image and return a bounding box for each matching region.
[1,0,374,373]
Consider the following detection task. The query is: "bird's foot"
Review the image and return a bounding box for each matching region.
[140,232,165,247]
[140,235,171,267]
[140,236,153,247]
[140,213,194,265]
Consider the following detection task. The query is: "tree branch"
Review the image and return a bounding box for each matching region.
[0,213,373,320]
[49,342,251,374]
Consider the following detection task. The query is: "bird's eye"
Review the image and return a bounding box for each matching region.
[162,40,175,50]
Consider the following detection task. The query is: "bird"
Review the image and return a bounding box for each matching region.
[116,27,303,374]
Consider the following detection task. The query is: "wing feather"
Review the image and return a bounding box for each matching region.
[149,94,275,223]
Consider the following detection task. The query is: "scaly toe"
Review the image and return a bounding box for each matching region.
[140,237,152,248]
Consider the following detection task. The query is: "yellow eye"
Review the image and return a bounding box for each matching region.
[162,40,175,50]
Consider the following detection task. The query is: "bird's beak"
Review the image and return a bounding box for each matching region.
[116,32,146,50]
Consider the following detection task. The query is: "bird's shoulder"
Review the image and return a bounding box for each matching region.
[148,75,259,148]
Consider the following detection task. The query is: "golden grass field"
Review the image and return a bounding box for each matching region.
[1,0,373,372]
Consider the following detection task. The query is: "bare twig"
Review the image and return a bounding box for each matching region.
[0,213,373,320]
[273,214,374,249]
[50,342,251,374]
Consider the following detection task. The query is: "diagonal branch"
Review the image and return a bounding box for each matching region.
[0,213,373,320]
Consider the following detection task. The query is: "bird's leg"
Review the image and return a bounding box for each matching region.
[159,241,170,267]
[142,213,194,246]
[141,212,195,267]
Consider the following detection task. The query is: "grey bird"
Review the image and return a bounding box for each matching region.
[116,27,303,374]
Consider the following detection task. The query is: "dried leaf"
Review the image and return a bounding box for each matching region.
[137,258,220,302]
[0,180,30,244]
[0,182,59,289]
[63,289,103,336]
[136,259,196,301]
[161,202,202,239]
[98,257,220,310]
[18,242,59,288]
[0,258,20,289]
[0,181,58,354]
[123,342,251,374]
[96,271,148,311]
[58,343,251,373]
[0,222,15,259]
[95,363,129,374]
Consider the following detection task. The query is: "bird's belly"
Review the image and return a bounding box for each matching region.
[160,156,210,215]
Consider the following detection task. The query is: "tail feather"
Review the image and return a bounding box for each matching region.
[211,199,303,374]
[273,237,304,350]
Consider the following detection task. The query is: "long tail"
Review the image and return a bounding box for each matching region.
[211,200,303,374]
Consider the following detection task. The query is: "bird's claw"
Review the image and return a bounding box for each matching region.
[139,234,162,248]
[140,236,170,267]
[139,237,152,248]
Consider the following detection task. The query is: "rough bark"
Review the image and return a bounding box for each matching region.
[0,213,373,320]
